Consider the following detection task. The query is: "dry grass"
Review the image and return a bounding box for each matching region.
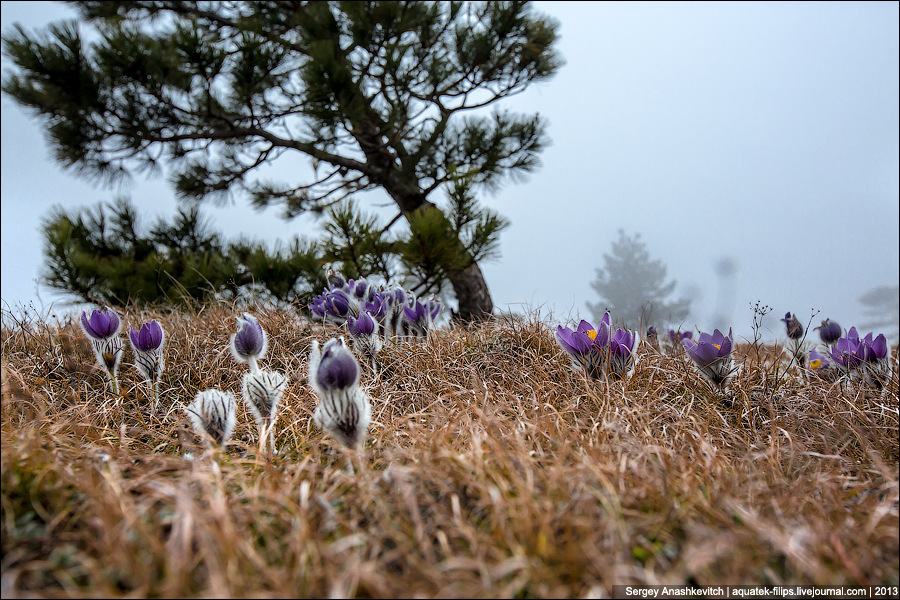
[2,303,898,598]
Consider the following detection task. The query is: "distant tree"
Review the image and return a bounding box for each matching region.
[2,1,562,320]
[41,197,325,306]
[858,285,899,341]
[587,230,690,329]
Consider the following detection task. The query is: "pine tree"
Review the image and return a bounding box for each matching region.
[3,1,561,320]
[41,197,325,306]
[587,230,690,330]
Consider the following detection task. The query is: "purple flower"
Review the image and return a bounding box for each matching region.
[308,288,356,324]
[129,320,166,391]
[327,268,346,290]
[857,331,888,363]
[349,278,370,300]
[829,327,892,389]
[808,349,830,371]
[555,313,612,380]
[347,311,377,337]
[79,306,124,392]
[364,294,388,320]
[829,334,862,369]
[403,299,428,324]
[609,327,638,380]
[781,312,803,340]
[807,348,840,382]
[80,306,121,340]
[308,337,371,448]
[313,337,359,391]
[427,299,441,321]
[667,329,692,343]
[129,320,164,352]
[816,319,842,345]
[230,313,267,369]
[684,328,735,388]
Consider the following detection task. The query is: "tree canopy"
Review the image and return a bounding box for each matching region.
[3,1,562,318]
[587,230,691,330]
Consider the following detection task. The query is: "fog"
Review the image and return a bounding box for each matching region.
[2,1,898,342]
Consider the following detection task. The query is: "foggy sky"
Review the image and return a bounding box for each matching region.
[2,1,898,342]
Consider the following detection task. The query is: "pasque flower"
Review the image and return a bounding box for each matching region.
[80,306,124,394]
[828,329,863,370]
[242,370,287,454]
[684,328,736,390]
[781,312,803,340]
[308,337,371,449]
[347,311,383,368]
[555,313,612,380]
[608,327,638,380]
[816,319,842,346]
[831,327,892,390]
[807,348,840,381]
[667,329,692,343]
[185,389,237,448]
[129,320,165,408]
[402,297,441,338]
[230,313,267,373]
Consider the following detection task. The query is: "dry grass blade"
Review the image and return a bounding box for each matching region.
[2,305,898,597]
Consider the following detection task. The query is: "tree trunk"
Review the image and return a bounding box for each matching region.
[447,262,494,321]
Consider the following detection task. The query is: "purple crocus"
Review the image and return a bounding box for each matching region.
[555,313,612,380]
[829,327,892,390]
[854,330,891,390]
[348,278,370,300]
[828,328,863,370]
[781,312,804,340]
[346,311,383,369]
[79,306,124,393]
[402,297,439,338]
[81,307,121,339]
[129,320,166,406]
[308,288,357,325]
[816,319,842,346]
[806,349,839,381]
[130,320,164,352]
[684,328,735,389]
[808,349,830,372]
[608,327,638,380]
[308,337,371,448]
[348,312,377,337]
[313,338,359,390]
[230,313,268,372]
[667,329,692,343]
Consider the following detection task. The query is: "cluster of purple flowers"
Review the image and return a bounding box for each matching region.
[811,327,892,390]
[309,271,441,365]
[782,316,893,391]
[555,312,638,381]
[80,306,165,402]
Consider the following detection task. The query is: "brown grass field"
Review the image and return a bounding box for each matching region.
[2,304,898,598]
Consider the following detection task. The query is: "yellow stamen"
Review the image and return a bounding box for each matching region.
[586,330,598,341]
[810,359,822,370]
[713,344,721,350]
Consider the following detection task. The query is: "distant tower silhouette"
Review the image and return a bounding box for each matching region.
[712,257,738,331]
